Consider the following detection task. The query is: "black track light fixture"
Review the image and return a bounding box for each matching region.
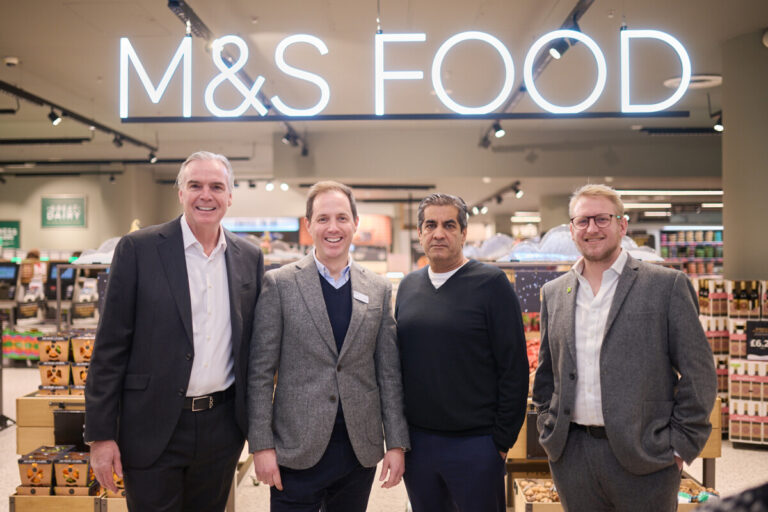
[512,181,524,199]
[248,180,256,189]
[112,135,123,148]
[148,152,158,163]
[492,121,505,138]
[109,174,116,183]
[713,115,724,132]
[48,109,62,126]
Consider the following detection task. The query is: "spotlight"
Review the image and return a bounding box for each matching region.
[281,131,299,147]
[148,152,158,163]
[265,181,275,192]
[234,180,240,188]
[479,135,491,148]
[471,206,480,216]
[248,180,256,189]
[0,176,6,184]
[301,144,309,157]
[492,121,505,138]
[48,109,62,126]
[112,135,123,147]
[280,182,289,191]
[495,195,503,204]
[548,39,569,60]
[713,115,724,132]
[512,182,524,199]
[109,174,116,183]
[480,205,489,215]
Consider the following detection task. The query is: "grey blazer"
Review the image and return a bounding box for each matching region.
[247,254,409,469]
[532,255,717,475]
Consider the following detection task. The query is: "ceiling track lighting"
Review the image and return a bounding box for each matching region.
[0,80,157,152]
[280,182,289,191]
[47,109,62,126]
[477,1,592,148]
[148,152,158,164]
[713,114,724,132]
[265,181,275,192]
[112,135,123,148]
[470,180,524,214]
[492,121,505,138]
[167,0,306,154]
[109,174,116,183]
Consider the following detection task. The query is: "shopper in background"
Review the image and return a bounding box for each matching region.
[395,193,529,512]
[248,181,409,512]
[85,151,264,511]
[533,184,717,511]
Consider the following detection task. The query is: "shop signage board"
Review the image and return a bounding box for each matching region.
[41,196,86,228]
[0,220,20,248]
[746,321,768,360]
[120,29,691,119]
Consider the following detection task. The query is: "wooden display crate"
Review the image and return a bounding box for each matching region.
[699,396,722,458]
[513,479,562,511]
[9,494,100,512]
[16,393,84,455]
[102,497,129,512]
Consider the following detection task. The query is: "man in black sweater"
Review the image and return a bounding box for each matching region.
[395,193,528,512]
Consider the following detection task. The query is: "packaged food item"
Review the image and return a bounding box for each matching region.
[38,336,70,362]
[38,361,70,386]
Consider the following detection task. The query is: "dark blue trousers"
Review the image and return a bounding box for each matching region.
[270,432,375,512]
[404,428,506,512]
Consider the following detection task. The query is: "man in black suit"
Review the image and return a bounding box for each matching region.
[85,151,264,511]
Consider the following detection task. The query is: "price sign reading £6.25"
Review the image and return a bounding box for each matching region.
[746,321,768,361]
[41,196,86,228]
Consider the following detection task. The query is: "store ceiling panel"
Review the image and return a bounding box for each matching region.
[0,0,766,215]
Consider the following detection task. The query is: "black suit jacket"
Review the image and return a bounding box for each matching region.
[85,218,264,468]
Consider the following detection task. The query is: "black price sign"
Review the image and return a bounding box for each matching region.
[746,321,768,360]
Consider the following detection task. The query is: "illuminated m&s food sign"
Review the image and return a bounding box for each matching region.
[120,29,691,118]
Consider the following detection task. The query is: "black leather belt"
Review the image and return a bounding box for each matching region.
[183,386,235,412]
[570,423,608,439]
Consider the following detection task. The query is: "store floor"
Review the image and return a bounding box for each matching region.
[2,366,767,511]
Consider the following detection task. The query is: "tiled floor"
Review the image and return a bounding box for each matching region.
[2,365,767,511]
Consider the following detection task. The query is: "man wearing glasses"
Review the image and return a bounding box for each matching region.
[533,184,716,511]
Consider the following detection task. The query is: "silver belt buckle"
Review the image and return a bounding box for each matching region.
[191,395,212,412]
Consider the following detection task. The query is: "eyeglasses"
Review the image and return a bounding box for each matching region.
[570,213,622,230]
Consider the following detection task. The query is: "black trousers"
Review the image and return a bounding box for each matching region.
[270,432,376,512]
[123,399,244,512]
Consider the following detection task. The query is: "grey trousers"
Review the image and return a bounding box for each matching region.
[549,428,681,512]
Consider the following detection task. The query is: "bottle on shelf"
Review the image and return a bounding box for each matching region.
[738,281,749,313]
[749,281,760,315]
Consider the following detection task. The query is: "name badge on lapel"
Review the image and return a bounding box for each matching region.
[353,291,369,304]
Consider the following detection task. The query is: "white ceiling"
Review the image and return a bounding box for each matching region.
[1,0,766,217]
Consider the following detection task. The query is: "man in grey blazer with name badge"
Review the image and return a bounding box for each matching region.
[248,181,409,512]
[533,184,716,511]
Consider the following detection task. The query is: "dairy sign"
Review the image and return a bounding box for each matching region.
[120,29,691,119]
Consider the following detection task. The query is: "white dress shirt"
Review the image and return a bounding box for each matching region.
[571,249,628,426]
[180,215,233,397]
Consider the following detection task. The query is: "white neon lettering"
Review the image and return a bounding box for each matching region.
[431,31,514,115]
[204,35,268,117]
[374,33,426,115]
[270,34,331,116]
[621,30,691,113]
[120,36,192,118]
[524,30,607,114]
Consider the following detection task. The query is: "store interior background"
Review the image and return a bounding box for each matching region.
[0,0,767,509]
[1,0,765,268]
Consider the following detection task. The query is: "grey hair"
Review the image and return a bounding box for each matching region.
[417,193,469,232]
[176,151,235,192]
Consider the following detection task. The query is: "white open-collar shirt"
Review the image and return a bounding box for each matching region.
[571,249,628,426]
[180,215,233,397]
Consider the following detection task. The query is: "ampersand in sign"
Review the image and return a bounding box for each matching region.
[204,35,268,117]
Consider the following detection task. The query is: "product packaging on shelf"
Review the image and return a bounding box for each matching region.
[727,280,762,319]
[71,362,89,386]
[53,451,94,487]
[70,334,94,363]
[38,361,70,386]
[17,445,74,487]
[37,335,70,363]
[37,385,69,396]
